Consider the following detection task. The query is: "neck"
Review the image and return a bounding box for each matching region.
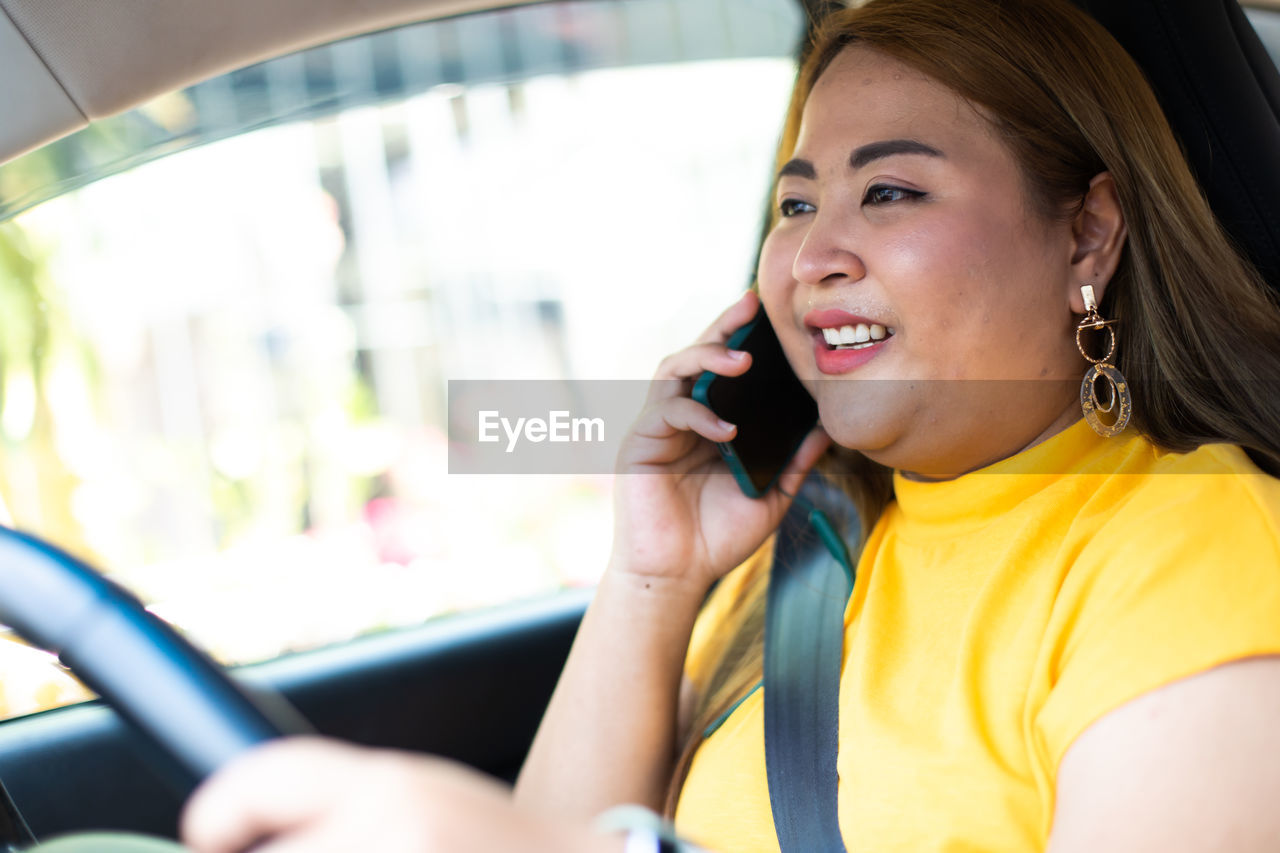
[899,401,1084,483]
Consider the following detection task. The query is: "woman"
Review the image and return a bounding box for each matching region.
[181,0,1280,850]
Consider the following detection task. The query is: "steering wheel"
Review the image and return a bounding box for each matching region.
[0,526,312,848]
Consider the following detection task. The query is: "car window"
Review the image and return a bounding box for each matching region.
[0,0,803,720]
[1248,6,1280,65]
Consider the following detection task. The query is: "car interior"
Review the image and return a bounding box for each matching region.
[0,0,1277,847]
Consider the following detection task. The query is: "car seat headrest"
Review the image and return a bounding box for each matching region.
[1074,0,1280,290]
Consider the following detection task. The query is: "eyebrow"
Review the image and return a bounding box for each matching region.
[850,139,943,170]
[777,138,944,181]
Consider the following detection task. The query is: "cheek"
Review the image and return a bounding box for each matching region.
[885,209,1042,326]
[883,210,1073,380]
[756,229,818,376]
[879,218,983,321]
[756,231,798,327]
[756,228,794,297]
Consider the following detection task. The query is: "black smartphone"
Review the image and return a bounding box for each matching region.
[692,304,818,498]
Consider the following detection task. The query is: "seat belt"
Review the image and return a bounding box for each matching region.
[764,475,858,853]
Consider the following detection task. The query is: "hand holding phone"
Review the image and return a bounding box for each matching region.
[609,292,826,591]
[692,303,818,497]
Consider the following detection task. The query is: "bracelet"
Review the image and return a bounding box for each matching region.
[622,827,677,853]
[594,805,708,853]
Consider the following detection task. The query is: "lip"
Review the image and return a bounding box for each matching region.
[803,308,882,329]
[802,308,893,375]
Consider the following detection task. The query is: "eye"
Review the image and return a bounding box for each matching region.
[863,184,925,205]
[778,198,816,218]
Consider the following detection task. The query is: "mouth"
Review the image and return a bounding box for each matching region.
[802,309,896,375]
[816,322,895,351]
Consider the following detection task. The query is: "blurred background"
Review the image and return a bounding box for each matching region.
[0,0,803,718]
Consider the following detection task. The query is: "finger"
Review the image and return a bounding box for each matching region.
[631,396,735,443]
[181,738,364,853]
[239,828,347,853]
[619,398,735,470]
[694,289,760,346]
[617,429,721,474]
[652,341,751,383]
[774,425,833,498]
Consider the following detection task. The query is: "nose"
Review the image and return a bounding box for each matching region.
[791,207,867,287]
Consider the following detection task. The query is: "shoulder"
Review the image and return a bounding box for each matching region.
[1076,440,1280,577]
[1035,439,1280,773]
[1100,438,1280,517]
[1050,655,1280,852]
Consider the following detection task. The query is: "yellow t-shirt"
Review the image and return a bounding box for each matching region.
[675,419,1280,851]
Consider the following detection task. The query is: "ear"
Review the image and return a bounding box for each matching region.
[1066,172,1128,314]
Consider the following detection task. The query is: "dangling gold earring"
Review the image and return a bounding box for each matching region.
[1076,284,1132,437]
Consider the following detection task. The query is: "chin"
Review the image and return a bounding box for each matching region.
[814,390,962,477]
[815,396,907,458]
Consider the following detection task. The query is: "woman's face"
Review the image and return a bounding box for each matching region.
[758,46,1086,478]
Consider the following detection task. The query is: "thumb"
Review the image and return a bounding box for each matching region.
[773,426,832,499]
[181,737,362,853]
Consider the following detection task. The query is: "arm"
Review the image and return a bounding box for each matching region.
[181,737,621,853]
[1048,656,1280,852]
[514,569,708,816]
[514,291,829,818]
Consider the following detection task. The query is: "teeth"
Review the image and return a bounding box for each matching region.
[820,323,892,349]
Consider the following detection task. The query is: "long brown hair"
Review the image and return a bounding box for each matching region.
[665,0,1280,815]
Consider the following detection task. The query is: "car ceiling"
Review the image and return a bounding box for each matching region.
[1,0,1278,168]
[0,0,520,166]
